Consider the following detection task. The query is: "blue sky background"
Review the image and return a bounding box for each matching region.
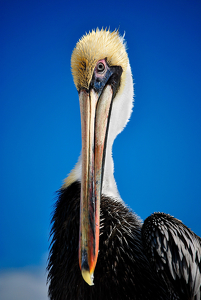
[1,0,201,298]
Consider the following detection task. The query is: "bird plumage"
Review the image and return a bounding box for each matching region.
[71,29,128,92]
[47,28,201,300]
[142,213,201,299]
[48,182,171,300]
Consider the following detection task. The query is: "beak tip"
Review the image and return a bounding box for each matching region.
[82,269,94,286]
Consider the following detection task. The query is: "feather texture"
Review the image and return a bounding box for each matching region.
[71,28,128,92]
[142,213,201,300]
[48,182,171,300]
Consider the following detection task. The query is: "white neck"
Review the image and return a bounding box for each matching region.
[102,145,120,199]
[101,63,134,199]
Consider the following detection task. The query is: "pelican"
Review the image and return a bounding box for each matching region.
[47,29,201,300]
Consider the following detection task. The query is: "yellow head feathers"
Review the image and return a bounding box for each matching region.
[71,28,128,92]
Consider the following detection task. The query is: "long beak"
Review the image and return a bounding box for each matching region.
[79,85,113,285]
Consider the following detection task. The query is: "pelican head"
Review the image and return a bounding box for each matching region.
[65,29,134,285]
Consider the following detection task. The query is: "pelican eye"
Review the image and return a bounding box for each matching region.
[96,62,105,74]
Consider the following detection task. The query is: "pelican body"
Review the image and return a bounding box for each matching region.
[47,29,201,300]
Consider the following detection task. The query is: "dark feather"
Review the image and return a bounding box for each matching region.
[142,213,201,300]
[48,182,174,300]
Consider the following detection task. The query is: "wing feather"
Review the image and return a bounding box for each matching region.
[142,213,201,299]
